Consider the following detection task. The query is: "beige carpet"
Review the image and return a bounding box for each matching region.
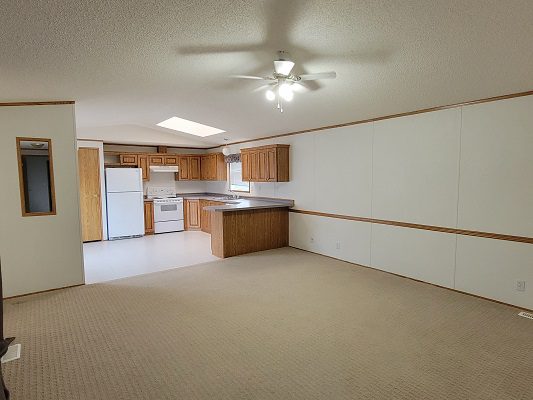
[4,248,533,400]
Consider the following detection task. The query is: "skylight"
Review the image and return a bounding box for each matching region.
[156,116,225,137]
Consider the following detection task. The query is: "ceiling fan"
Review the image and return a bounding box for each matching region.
[232,51,337,112]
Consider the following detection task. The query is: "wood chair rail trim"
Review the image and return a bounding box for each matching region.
[290,209,533,245]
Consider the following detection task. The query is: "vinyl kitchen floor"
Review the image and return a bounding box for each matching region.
[83,231,219,284]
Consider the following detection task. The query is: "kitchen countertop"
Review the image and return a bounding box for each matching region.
[178,193,294,212]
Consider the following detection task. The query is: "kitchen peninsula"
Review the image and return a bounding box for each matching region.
[182,194,294,258]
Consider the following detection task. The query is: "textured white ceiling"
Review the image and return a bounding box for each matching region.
[1,0,532,147]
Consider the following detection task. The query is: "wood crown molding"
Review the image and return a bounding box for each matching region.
[290,209,533,245]
[216,89,533,148]
[0,101,75,107]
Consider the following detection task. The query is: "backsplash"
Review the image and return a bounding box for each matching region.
[143,171,207,195]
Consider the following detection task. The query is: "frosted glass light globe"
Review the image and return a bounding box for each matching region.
[265,89,275,101]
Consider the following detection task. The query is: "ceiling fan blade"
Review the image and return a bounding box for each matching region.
[291,82,309,93]
[298,71,337,81]
[252,83,276,93]
[230,75,274,81]
[274,60,295,76]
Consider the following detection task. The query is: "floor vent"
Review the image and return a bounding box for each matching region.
[1,344,21,363]
[518,311,533,320]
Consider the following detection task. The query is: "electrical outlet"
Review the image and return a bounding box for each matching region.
[336,242,341,250]
[516,281,526,292]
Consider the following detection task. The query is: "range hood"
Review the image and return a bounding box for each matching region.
[149,165,179,173]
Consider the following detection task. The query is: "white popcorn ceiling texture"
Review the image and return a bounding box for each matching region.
[1,0,532,146]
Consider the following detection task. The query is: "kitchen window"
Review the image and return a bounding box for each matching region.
[229,162,250,192]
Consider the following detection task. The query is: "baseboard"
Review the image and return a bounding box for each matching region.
[4,284,84,300]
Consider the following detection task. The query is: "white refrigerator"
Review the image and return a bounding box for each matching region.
[106,168,145,239]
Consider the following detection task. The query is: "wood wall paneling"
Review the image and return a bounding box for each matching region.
[211,208,289,258]
[78,147,103,242]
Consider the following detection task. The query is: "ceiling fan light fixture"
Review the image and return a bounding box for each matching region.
[279,83,293,101]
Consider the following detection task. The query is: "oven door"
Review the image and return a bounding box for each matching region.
[154,201,182,222]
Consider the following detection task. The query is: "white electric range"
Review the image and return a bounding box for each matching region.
[147,187,184,234]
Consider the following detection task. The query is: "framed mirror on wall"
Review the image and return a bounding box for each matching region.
[16,137,56,216]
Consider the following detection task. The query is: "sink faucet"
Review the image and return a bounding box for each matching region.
[230,191,239,199]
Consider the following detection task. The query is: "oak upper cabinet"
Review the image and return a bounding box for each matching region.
[138,154,150,181]
[184,199,201,230]
[241,152,250,181]
[164,155,179,165]
[144,200,154,235]
[241,145,289,182]
[189,156,201,180]
[177,156,190,180]
[149,154,165,166]
[200,155,213,180]
[200,153,227,181]
[120,154,138,166]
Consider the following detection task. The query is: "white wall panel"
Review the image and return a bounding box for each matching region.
[0,105,84,296]
[455,235,533,310]
[458,96,533,237]
[314,124,373,216]
[289,212,371,267]
[372,108,461,226]
[371,224,456,288]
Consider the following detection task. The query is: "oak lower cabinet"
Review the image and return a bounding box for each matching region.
[241,144,289,182]
[200,200,225,234]
[144,200,154,235]
[184,199,201,230]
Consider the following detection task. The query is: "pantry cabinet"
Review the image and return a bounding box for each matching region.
[241,144,289,182]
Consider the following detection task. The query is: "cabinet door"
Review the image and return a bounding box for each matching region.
[200,199,210,233]
[144,201,154,234]
[215,153,228,181]
[241,152,250,181]
[258,150,268,181]
[138,155,150,181]
[266,148,277,181]
[250,151,261,181]
[178,157,190,180]
[200,155,209,180]
[120,154,138,166]
[165,155,178,165]
[149,155,164,165]
[189,156,201,180]
[185,200,200,229]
